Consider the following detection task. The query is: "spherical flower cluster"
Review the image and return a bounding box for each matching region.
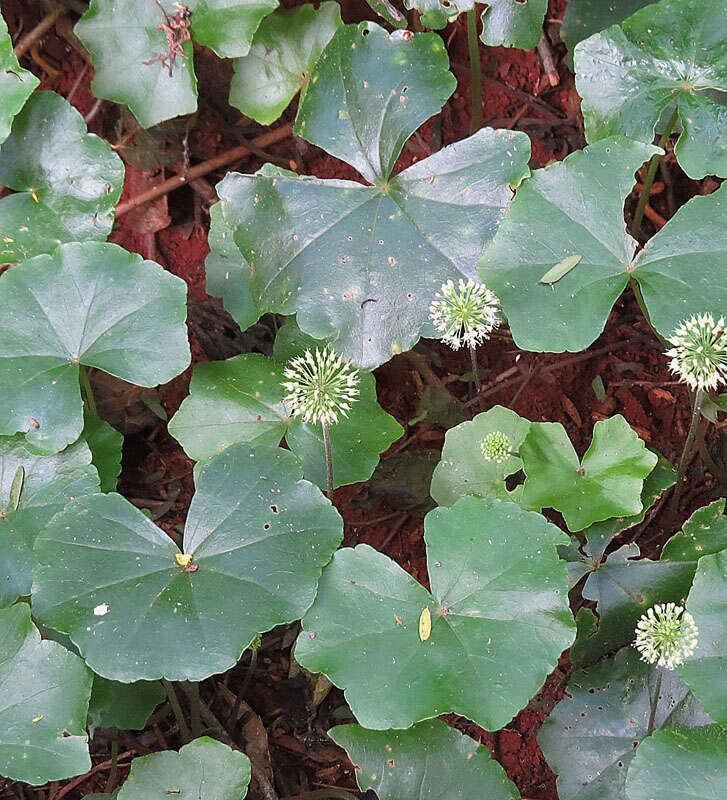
[665,313,727,392]
[634,602,699,670]
[429,278,500,351]
[481,431,512,463]
[281,347,360,426]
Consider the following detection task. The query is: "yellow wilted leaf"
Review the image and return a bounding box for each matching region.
[418,607,431,641]
[175,553,193,567]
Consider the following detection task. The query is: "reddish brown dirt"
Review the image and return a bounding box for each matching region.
[2,1,723,798]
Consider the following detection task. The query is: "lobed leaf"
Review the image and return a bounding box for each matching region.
[0,10,39,146]
[479,0,548,49]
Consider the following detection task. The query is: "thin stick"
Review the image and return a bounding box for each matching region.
[671,386,704,512]
[161,679,192,743]
[322,421,334,497]
[469,345,481,391]
[184,681,202,739]
[52,751,135,800]
[115,123,293,217]
[466,10,483,134]
[632,106,679,239]
[646,667,663,737]
[537,30,559,87]
[79,366,97,416]
[14,4,66,58]
[104,730,119,793]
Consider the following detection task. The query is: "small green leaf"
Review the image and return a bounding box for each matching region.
[0,241,190,454]
[186,0,278,59]
[330,720,519,800]
[230,3,342,125]
[479,0,548,48]
[88,677,165,731]
[521,415,657,532]
[591,374,606,402]
[560,0,650,55]
[81,409,123,494]
[404,0,474,29]
[297,497,574,731]
[540,254,583,285]
[0,10,39,146]
[8,465,24,511]
[32,444,343,682]
[0,603,92,785]
[362,0,407,28]
[0,92,124,263]
[117,737,251,800]
[661,499,727,562]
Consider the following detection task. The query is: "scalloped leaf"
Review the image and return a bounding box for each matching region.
[574,0,727,179]
[186,0,278,59]
[297,497,574,731]
[560,0,651,55]
[32,444,343,682]
[168,353,402,490]
[0,241,190,455]
[0,10,39,146]
[0,92,124,263]
[479,0,547,48]
[662,499,727,562]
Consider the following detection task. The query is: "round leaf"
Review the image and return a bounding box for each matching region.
[0,10,39,146]
[88,677,165,731]
[0,91,124,263]
[626,725,727,800]
[75,0,197,129]
[230,4,342,125]
[574,0,727,179]
[538,649,711,800]
[521,415,657,532]
[168,353,403,490]
[0,241,190,454]
[187,0,278,59]
[32,443,343,681]
[117,737,251,800]
[0,436,99,608]
[0,603,92,785]
[429,405,530,507]
[479,0,548,48]
[330,719,519,800]
[297,497,574,731]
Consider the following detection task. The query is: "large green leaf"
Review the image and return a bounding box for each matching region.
[0,436,99,608]
[0,603,92,785]
[168,353,402,490]
[88,677,165,731]
[32,444,343,682]
[0,241,190,455]
[330,719,519,800]
[678,549,727,727]
[574,0,727,179]
[478,138,659,352]
[521,415,657,532]
[219,22,530,368]
[560,0,652,55]
[117,737,251,800]
[0,10,39,146]
[297,497,574,731]
[538,649,711,800]
[429,405,530,507]
[479,0,548,48]
[230,4,342,125]
[0,92,124,264]
[661,499,727,562]
[82,410,123,494]
[626,725,727,800]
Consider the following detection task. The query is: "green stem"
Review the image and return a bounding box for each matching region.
[632,105,679,240]
[322,421,334,497]
[672,386,704,511]
[646,667,663,738]
[466,9,483,134]
[470,345,481,392]
[184,681,202,739]
[162,679,192,743]
[104,728,119,793]
[79,365,97,416]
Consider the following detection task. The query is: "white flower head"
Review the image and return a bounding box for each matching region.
[634,602,699,670]
[665,313,727,392]
[481,431,512,463]
[429,279,500,351]
[281,347,360,426]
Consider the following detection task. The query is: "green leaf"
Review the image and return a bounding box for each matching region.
[0,92,124,263]
[75,0,198,129]
[168,353,402,490]
[661,499,727,562]
[230,4,342,126]
[574,0,727,179]
[0,436,99,608]
[538,649,711,800]
[479,0,548,48]
[560,0,651,55]
[626,725,727,800]
[0,241,190,455]
[478,138,658,352]
[429,405,530,507]
[678,549,727,727]
[186,0,278,59]
[272,316,329,364]
[219,23,530,368]
[362,0,407,28]
[404,0,474,29]
[521,415,657,532]
[117,737,251,800]
[32,443,342,681]
[88,677,165,731]
[330,719,519,800]
[0,603,92,785]
[0,10,39,146]
[82,410,123,494]
[297,497,574,731]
